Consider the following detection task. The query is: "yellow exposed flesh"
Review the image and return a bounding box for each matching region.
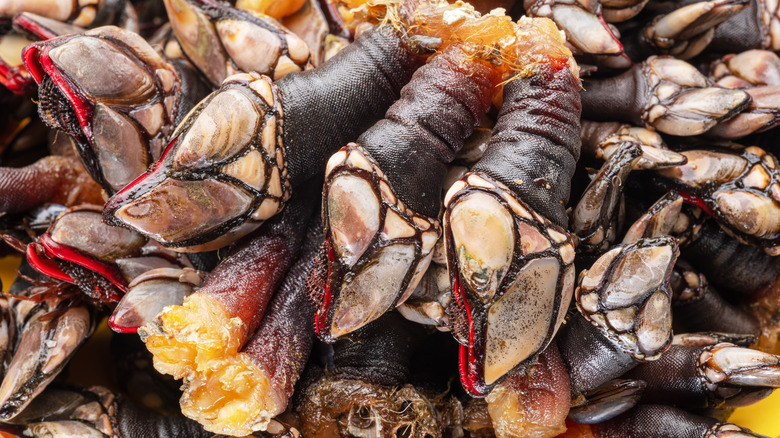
[340,0,578,78]
[140,294,246,380]
[181,353,283,436]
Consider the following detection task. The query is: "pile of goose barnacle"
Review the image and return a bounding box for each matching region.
[0,0,779,436]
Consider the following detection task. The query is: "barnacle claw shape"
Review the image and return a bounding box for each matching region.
[622,191,684,243]
[601,0,650,22]
[104,73,290,252]
[672,332,758,348]
[706,85,780,138]
[0,304,95,422]
[710,50,780,87]
[571,142,642,253]
[642,0,748,59]
[162,0,310,87]
[640,57,752,135]
[109,267,203,333]
[26,206,147,306]
[576,237,679,361]
[443,171,576,396]
[22,26,181,193]
[314,144,440,342]
[0,0,126,27]
[581,121,687,170]
[524,0,624,56]
[700,343,780,389]
[656,147,780,253]
[582,56,752,136]
[23,385,233,437]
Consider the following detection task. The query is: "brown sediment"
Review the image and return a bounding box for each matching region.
[486,343,570,438]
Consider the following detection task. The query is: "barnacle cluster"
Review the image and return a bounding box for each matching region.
[0,0,778,437]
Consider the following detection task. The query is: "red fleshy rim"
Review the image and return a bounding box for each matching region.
[21,43,95,140]
[453,272,486,396]
[26,242,74,283]
[314,237,336,337]
[107,312,139,333]
[0,58,33,95]
[39,233,127,300]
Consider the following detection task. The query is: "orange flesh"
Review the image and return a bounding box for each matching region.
[340,0,578,79]
[180,353,283,436]
[140,294,247,380]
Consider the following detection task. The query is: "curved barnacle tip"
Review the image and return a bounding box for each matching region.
[105,173,258,250]
[140,294,247,380]
[180,353,283,436]
[20,40,47,84]
[578,237,679,360]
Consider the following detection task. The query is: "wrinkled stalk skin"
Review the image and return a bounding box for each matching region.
[240,220,323,409]
[624,344,771,408]
[330,312,420,387]
[0,156,103,214]
[474,66,582,227]
[315,44,502,343]
[592,404,719,437]
[683,220,780,297]
[709,0,767,53]
[580,70,640,130]
[278,25,426,189]
[626,345,718,408]
[198,190,316,337]
[557,314,638,395]
[358,46,502,217]
[113,397,215,438]
[673,286,760,336]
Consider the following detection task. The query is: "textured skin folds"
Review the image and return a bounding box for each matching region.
[196,192,315,336]
[590,404,717,437]
[277,25,425,189]
[239,220,323,409]
[0,156,103,214]
[358,46,502,217]
[683,220,780,296]
[557,314,638,395]
[473,66,582,228]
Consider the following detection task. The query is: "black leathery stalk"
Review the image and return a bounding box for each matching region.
[357,46,501,218]
[330,312,423,387]
[473,66,582,228]
[277,25,427,189]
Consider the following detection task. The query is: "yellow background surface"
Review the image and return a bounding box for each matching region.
[1,255,779,436]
